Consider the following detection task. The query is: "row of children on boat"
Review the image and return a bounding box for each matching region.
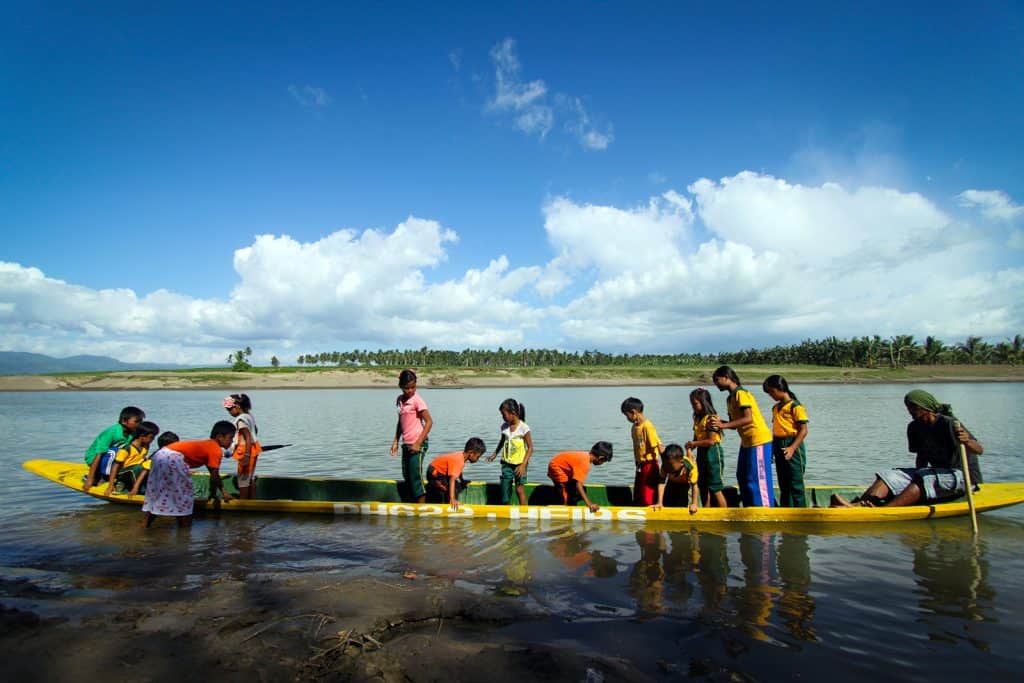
[392,365,810,511]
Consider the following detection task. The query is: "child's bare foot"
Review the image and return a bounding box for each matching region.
[829,493,852,508]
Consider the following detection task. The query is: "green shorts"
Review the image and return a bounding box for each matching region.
[697,443,725,493]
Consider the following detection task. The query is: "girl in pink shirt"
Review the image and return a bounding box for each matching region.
[389,369,433,503]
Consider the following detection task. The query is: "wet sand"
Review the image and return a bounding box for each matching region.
[0,572,660,682]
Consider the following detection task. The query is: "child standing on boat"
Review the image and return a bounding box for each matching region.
[763,375,809,507]
[652,444,699,514]
[685,388,728,508]
[389,369,433,503]
[486,398,534,505]
[547,441,613,512]
[426,437,486,509]
[224,394,261,500]
[621,397,664,506]
[710,366,774,507]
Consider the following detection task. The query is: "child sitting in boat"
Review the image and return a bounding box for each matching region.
[547,441,613,513]
[126,431,178,498]
[82,406,145,491]
[486,398,534,505]
[103,421,160,496]
[651,444,699,514]
[426,437,486,509]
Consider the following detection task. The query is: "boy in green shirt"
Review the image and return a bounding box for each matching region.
[82,406,145,491]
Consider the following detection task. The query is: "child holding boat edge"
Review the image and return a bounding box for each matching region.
[82,406,145,491]
[103,421,159,496]
[651,444,700,514]
[487,398,534,505]
[426,437,486,509]
[547,441,613,512]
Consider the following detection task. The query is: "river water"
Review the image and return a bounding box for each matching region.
[1,383,1022,679]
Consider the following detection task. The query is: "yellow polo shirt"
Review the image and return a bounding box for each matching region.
[727,388,772,448]
[772,400,809,438]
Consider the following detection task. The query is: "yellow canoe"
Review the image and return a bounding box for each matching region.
[23,459,1024,524]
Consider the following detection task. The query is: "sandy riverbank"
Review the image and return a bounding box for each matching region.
[0,365,1022,391]
[0,572,657,683]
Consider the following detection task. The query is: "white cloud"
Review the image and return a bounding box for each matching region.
[288,84,331,108]
[1010,230,1024,250]
[486,38,611,150]
[957,189,1024,222]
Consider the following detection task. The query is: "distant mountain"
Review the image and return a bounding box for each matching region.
[0,351,189,375]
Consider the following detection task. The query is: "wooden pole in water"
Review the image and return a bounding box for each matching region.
[953,420,979,535]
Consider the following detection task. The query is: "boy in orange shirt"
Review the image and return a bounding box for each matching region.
[546,441,613,512]
[426,437,486,509]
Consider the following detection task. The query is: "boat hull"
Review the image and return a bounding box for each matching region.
[22,459,1024,524]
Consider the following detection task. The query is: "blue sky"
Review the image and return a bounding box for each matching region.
[1,2,1022,363]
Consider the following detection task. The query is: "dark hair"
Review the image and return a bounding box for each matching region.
[712,366,741,385]
[210,420,237,439]
[157,431,179,449]
[663,443,685,461]
[119,406,145,423]
[620,397,643,414]
[590,441,613,461]
[398,369,417,387]
[229,393,252,411]
[464,437,486,454]
[135,421,160,439]
[689,388,717,418]
[499,398,526,421]
[762,374,797,401]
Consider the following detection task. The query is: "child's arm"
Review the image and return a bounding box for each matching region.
[208,467,232,502]
[390,417,402,456]
[237,425,253,469]
[686,435,717,449]
[714,408,752,431]
[104,460,123,496]
[448,474,461,509]
[575,480,599,513]
[688,483,699,514]
[487,434,507,462]
[651,481,667,511]
[410,409,433,453]
[781,422,809,460]
[128,470,147,497]
[515,432,534,477]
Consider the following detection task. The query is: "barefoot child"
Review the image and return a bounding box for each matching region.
[547,441,613,513]
[652,444,699,514]
[621,397,664,506]
[426,437,486,509]
[389,369,433,503]
[142,421,235,529]
[763,375,809,507]
[104,421,159,496]
[82,406,145,491]
[710,366,774,507]
[224,394,262,500]
[685,388,728,508]
[128,431,179,497]
[486,398,534,505]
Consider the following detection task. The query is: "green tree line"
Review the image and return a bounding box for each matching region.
[289,334,1023,369]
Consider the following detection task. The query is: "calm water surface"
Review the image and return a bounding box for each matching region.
[1,384,1023,680]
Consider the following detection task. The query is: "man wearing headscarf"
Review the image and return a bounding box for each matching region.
[832,390,984,507]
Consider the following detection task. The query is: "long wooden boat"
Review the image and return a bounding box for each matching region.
[22,459,1024,524]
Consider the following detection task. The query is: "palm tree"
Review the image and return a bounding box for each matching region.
[957,336,991,365]
[923,336,946,365]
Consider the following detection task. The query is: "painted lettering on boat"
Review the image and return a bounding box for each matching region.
[331,502,647,522]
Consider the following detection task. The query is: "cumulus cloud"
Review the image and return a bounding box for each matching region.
[957,189,1024,222]
[3,174,1021,363]
[0,218,543,363]
[486,38,611,150]
[288,84,331,108]
[539,173,1024,351]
